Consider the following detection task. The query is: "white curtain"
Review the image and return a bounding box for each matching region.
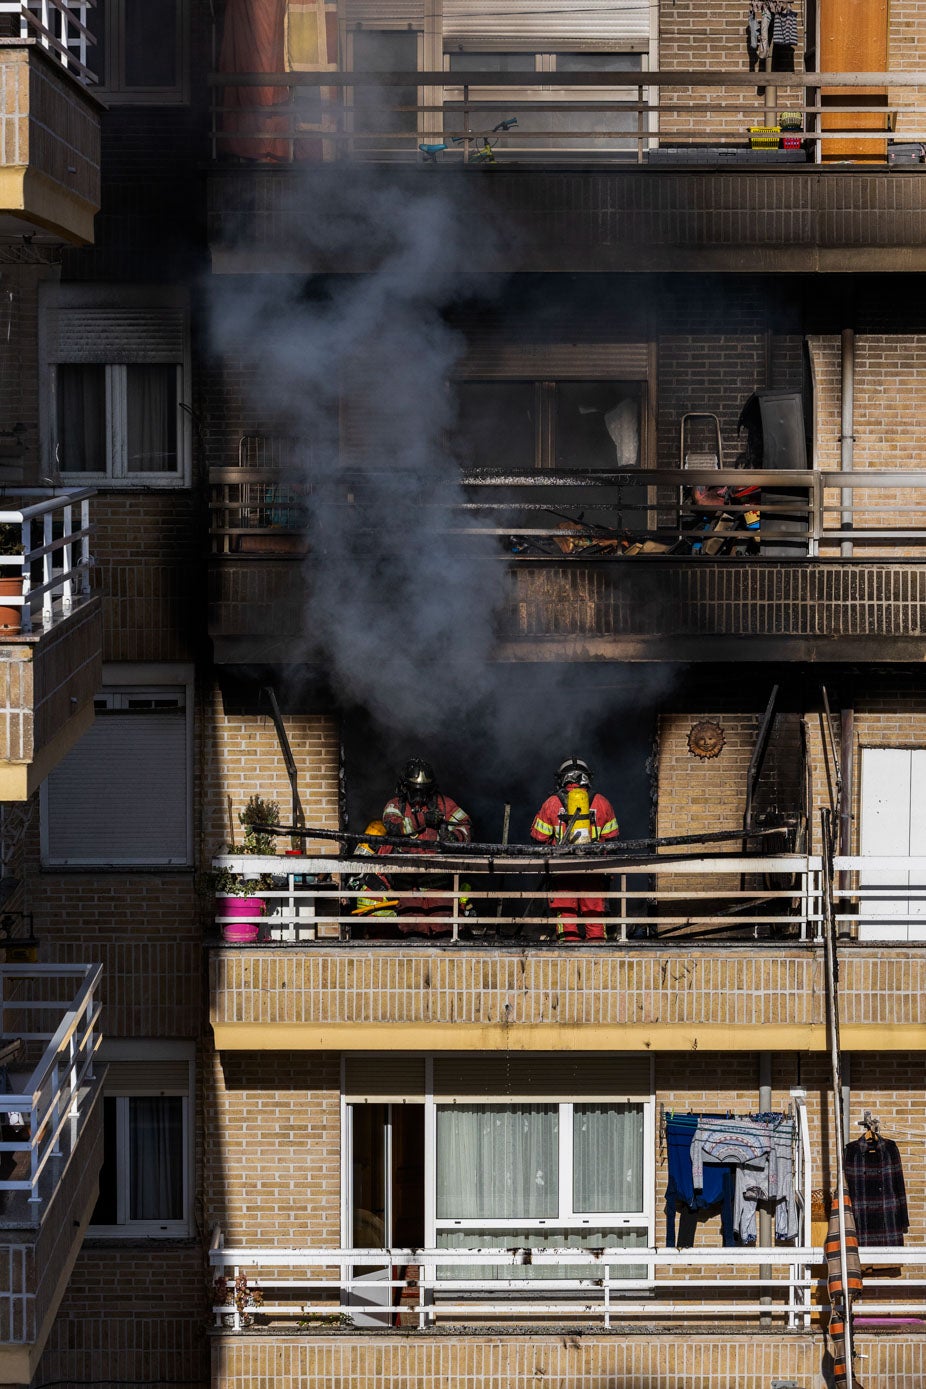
[437,1225,648,1282]
[129,1096,183,1220]
[436,1104,558,1219]
[573,1102,644,1213]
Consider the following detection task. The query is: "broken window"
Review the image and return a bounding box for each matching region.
[452,379,642,471]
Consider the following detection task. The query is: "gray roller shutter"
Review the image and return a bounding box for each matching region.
[434,1053,649,1101]
[343,1055,427,1100]
[442,0,648,43]
[44,704,189,866]
[102,1061,190,1094]
[46,308,186,364]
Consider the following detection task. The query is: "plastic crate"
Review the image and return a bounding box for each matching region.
[781,135,802,150]
[749,125,780,149]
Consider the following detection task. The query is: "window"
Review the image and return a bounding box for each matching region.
[443,50,645,157]
[41,287,191,487]
[87,0,189,104]
[452,380,643,472]
[89,1045,194,1237]
[343,1055,654,1292]
[350,30,419,152]
[41,672,193,867]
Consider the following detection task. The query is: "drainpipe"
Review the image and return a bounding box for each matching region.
[840,328,855,557]
[758,1052,773,1323]
[838,707,855,939]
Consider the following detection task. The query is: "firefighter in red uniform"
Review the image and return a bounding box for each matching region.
[530,756,619,942]
[382,758,472,934]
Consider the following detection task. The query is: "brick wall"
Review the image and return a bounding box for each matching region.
[659,0,803,141]
[202,685,340,860]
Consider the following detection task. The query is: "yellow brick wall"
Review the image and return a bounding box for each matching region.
[659,0,803,142]
[808,335,926,557]
[202,685,340,859]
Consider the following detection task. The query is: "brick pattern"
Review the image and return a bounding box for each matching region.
[203,1046,340,1246]
[209,945,926,1031]
[211,1330,926,1389]
[34,1244,208,1389]
[659,0,804,142]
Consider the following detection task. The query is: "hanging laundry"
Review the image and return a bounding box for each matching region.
[664,1114,736,1247]
[825,1191,863,1389]
[843,1133,909,1246]
[692,1115,799,1244]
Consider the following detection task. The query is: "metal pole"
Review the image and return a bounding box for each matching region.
[840,328,855,557]
[821,806,855,1389]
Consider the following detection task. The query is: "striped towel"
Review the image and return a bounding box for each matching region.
[826,1191,863,1388]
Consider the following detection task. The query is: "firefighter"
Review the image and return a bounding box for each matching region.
[530,756,619,942]
[345,820,399,934]
[381,759,472,934]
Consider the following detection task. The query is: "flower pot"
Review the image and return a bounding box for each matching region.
[218,896,265,944]
[0,577,23,635]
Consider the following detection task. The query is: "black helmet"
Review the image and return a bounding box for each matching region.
[399,758,437,805]
[555,756,592,791]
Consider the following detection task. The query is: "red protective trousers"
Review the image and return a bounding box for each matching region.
[549,874,605,940]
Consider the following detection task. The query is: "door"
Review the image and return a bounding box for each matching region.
[348,1103,425,1325]
[859,748,926,941]
[819,0,889,164]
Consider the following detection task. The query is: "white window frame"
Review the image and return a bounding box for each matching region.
[93,0,190,105]
[341,1055,655,1290]
[87,1040,195,1240]
[40,663,195,869]
[40,286,192,490]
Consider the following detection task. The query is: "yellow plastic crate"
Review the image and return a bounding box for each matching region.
[749,124,780,149]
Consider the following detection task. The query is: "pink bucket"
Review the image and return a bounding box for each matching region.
[218,896,265,943]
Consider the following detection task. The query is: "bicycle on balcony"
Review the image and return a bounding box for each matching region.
[419,117,518,165]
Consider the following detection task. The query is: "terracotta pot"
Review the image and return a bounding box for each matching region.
[0,577,23,635]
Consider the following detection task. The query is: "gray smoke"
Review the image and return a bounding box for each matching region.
[210,167,508,740]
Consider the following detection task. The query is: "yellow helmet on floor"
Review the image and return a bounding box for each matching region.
[365,820,387,837]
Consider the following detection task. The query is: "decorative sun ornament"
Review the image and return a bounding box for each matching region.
[687,720,725,760]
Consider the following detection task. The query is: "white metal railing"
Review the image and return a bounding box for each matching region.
[209,69,926,167]
[209,464,926,560]
[0,0,96,83]
[210,1237,926,1332]
[835,855,926,942]
[0,488,94,634]
[212,850,824,943]
[0,963,101,1208]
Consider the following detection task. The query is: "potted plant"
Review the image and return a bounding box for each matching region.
[214,795,281,943]
[0,521,25,635]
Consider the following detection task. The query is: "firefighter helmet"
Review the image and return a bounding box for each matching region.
[364,820,387,837]
[555,756,592,790]
[399,758,437,805]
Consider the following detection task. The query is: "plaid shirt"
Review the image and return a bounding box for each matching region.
[843,1137,909,1246]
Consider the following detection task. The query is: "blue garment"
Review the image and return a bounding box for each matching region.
[665,1114,736,1247]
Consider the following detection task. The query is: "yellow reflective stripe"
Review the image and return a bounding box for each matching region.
[532,817,556,837]
[597,817,619,836]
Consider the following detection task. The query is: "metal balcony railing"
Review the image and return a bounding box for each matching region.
[207,70,925,167]
[212,848,827,944]
[0,963,101,1212]
[0,0,96,84]
[0,488,94,634]
[209,464,926,561]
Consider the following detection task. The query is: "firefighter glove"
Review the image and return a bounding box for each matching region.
[423,808,443,830]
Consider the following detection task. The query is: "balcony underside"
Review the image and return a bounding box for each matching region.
[209,559,926,665]
[0,597,102,801]
[208,166,926,275]
[208,944,926,1052]
[0,45,101,246]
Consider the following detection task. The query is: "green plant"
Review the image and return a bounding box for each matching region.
[210,794,282,898]
[0,523,24,556]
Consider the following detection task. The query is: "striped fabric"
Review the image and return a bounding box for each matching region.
[826,1191,863,1388]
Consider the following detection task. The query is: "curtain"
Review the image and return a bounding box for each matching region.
[437,1225,648,1282]
[129,1097,184,1220]
[126,365,178,473]
[573,1103,644,1213]
[436,1104,558,1219]
[218,0,290,162]
[56,365,105,473]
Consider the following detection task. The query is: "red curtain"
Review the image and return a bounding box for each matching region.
[218,0,291,162]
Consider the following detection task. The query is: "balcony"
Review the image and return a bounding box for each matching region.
[0,3,101,245]
[0,963,103,1384]
[207,71,926,273]
[209,464,926,664]
[0,489,102,800]
[207,848,926,1052]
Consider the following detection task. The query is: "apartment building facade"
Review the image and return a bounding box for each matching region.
[2,0,926,1386]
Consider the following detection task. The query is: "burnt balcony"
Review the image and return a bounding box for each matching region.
[208,463,926,664]
[0,489,102,800]
[207,70,926,273]
[0,963,103,1384]
[207,846,926,1052]
[0,4,101,245]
